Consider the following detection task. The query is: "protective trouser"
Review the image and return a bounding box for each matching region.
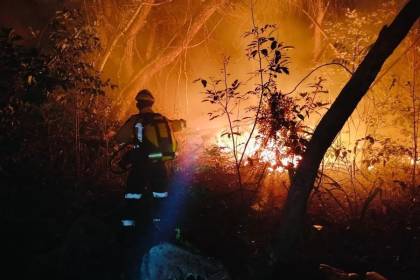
[120,159,169,229]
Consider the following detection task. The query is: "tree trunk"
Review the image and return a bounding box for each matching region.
[273,0,419,265]
[115,0,227,120]
[313,0,329,61]
[145,24,157,61]
[121,36,136,78]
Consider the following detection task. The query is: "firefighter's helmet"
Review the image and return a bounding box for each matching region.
[135,89,155,104]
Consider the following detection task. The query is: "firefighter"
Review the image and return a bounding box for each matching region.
[114,89,185,279]
[115,89,186,231]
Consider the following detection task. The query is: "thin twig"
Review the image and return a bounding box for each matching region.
[284,62,353,95]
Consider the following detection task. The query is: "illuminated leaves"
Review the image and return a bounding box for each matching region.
[324,3,396,72]
[197,22,327,174]
[257,75,331,161]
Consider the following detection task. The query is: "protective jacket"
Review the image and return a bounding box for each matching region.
[116,107,185,229]
[115,108,185,145]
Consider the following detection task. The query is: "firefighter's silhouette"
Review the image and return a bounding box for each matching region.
[115,89,185,231]
[114,89,186,279]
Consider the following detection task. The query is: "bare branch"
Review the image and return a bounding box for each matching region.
[97,0,155,72]
[115,0,228,119]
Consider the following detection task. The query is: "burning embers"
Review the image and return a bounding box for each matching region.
[215,130,302,173]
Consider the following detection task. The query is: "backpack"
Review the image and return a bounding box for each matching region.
[134,113,177,161]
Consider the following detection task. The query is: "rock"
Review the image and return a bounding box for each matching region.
[320,264,388,280]
[320,264,362,280]
[140,242,230,280]
[365,271,388,280]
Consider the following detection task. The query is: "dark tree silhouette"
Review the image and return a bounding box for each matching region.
[273,0,420,265]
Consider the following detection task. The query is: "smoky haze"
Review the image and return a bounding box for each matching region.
[0,0,407,143]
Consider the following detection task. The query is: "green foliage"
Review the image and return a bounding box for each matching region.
[0,9,115,179]
[0,27,50,105]
[0,9,110,106]
[0,11,123,279]
[45,9,112,96]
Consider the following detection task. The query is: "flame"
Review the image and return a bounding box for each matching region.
[215,129,302,173]
[410,157,420,166]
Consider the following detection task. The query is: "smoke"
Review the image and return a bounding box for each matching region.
[1,0,409,146]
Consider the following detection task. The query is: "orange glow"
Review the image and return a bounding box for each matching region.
[215,128,302,173]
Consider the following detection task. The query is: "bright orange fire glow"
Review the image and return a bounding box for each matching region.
[215,129,302,173]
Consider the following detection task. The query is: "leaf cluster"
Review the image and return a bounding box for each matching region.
[197,23,330,174]
[245,24,293,77]
[358,136,413,168]
[0,9,116,179]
